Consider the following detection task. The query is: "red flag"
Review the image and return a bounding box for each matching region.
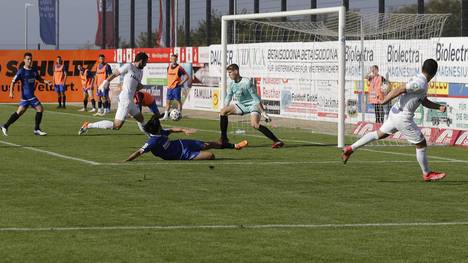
[95,0,114,48]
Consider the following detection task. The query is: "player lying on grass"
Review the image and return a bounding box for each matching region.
[78,52,149,135]
[219,64,284,148]
[125,114,248,161]
[342,58,446,182]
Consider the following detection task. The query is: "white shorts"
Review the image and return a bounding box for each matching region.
[379,111,424,144]
[115,100,140,121]
[232,103,260,116]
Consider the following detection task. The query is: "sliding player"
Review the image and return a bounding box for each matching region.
[219,64,284,148]
[1,52,51,136]
[53,56,67,108]
[134,90,160,115]
[125,114,248,161]
[94,54,113,116]
[342,59,446,182]
[77,65,96,112]
[78,52,149,135]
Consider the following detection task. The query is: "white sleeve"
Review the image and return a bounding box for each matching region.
[405,79,423,93]
[117,64,130,75]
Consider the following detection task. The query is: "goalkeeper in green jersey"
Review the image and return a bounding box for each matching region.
[219,64,284,148]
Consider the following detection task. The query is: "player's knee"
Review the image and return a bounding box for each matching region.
[251,122,260,129]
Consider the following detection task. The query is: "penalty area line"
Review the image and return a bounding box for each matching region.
[0,140,100,166]
[2,221,468,232]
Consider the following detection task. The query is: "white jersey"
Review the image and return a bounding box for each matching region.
[391,73,428,118]
[118,63,143,102]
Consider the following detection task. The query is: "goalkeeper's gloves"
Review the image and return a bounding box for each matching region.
[261,112,271,123]
[98,79,110,91]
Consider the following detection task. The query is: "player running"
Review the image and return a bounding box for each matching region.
[134,90,160,115]
[78,52,149,135]
[94,54,113,116]
[53,56,67,108]
[219,64,284,148]
[125,114,248,161]
[342,59,446,182]
[77,65,96,112]
[1,52,51,136]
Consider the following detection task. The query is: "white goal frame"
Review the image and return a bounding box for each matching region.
[221,6,347,147]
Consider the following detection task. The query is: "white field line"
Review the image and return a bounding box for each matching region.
[2,221,468,232]
[0,140,100,165]
[104,159,459,166]
[2,106,466,164]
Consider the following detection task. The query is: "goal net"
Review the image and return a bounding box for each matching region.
[217,8,449,147]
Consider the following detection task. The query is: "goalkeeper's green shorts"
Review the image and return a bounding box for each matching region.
[233,102,260,116]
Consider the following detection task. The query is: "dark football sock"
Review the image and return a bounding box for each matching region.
[220,115,228,140]
[257,125,279,142]
[62,95,66,107]
[58,95,62,107]
[91,99,96,109]
[35,112,43,131]
[84,98,88,109]
[3,112,20,129]
[98,101,102,109]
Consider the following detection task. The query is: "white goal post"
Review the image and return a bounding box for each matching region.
[221,7,347,147]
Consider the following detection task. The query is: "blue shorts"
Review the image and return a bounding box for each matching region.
[19,97,41,108]
[180,139,205,160]
[54,84,66,93]
[167,86,182,101]
[148,102,160,114]
[96,88,109,97]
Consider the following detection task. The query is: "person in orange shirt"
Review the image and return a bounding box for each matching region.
[366,65,385,123]
[77,65,96,112]
[160,54,191,120]
[53,56,67,108]
[134,90,160,115]
[94,54,113,116]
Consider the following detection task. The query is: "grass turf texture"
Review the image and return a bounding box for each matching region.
[0,104,467,262]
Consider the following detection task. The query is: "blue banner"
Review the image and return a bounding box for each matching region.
[38,0,56,45]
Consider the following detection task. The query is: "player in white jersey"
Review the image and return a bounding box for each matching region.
[78,52,149,135]
[342,59,447,182]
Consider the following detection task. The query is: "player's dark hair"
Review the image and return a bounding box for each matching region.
[144,114,162,135]
[57,56,62,59]
[171,54,178,58]
[134,52,149,62]
[372,65,379,70]
[422,59,438,78]
[99,54,105,58]
[227,64,239,71]
[24,52,32,58]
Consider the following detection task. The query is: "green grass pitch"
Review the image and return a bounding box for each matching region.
[0,104,467,262]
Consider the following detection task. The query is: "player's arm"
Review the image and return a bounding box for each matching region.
[381,85,406,105]
[421,97,446,112]
[125,149,144,162]
[167,127,196,135]
[224,87,233,106]
[9,75,18,98]
[179,68,191,86]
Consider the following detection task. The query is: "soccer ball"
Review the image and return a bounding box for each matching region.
[169,109,182,121]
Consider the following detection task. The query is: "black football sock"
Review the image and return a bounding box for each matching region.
[62,95,66,107]
[107,100,111,110]
[224,143,235,149]
[257,125,279,142]
[84,98,88,109]
[58,95,62,107]
[35,112,43,131]
[220,115,228,140]
[91,99,96,109]
[3,112,20,129]
[98,101,102,110]
[103,101,109,110]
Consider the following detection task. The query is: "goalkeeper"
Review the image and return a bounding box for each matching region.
[219,64,284,148]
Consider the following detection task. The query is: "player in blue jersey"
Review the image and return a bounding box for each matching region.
[1,53,52,136]
[219,64,284,148]
[125,114,248,161]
